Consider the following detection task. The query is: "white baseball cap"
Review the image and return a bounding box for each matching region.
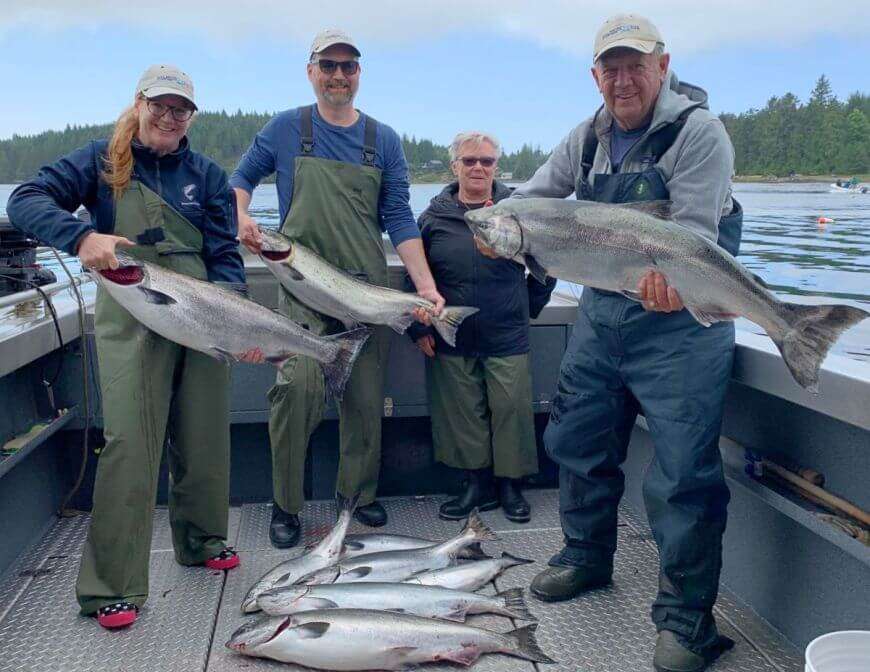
[310,28,361,58]
[136,64,196,109]
[593,14,664,62]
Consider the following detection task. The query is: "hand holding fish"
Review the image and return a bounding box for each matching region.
[638,270,684,312]
[413,286,446,325]
[237,211,263,254]
[76,232,135,270]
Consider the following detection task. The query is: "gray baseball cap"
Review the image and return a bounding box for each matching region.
[136,64,197,109]
[310,28,361,58]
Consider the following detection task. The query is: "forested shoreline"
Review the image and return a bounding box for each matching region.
[0,76,866,183]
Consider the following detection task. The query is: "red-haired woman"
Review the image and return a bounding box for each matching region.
[8,64,249,629]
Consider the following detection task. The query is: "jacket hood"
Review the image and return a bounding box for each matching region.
[423,180,513,222]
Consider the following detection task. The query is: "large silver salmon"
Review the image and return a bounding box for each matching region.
[226,608,555,669]
[294,511,497,585]
[257,582,535,622]
[241,494,357,613]
[334,534,484,560]
[466,198,869,392]
[93,253,369,401]
[258,228,478,346]
[405,552,534,592]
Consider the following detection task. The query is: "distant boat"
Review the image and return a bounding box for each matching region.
[829,182,869,194]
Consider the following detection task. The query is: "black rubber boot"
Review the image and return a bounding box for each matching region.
[498,478,531,523]
[653,630,735,672]
[438,469,499,520]
[269,502,301,549]
[530,564,613,602]
[353,501,388,527]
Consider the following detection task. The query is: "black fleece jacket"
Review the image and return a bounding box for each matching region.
[407,181,556,357]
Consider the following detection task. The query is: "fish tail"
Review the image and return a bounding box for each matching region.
[431,306,479,347]
[462,510,498,542]
[320,326,371,402]
[496,588,537,621]
[336,492,361,519]
[458,542,492,560]
[507,624,555,664]
[773,303,869,392]
[500,551,535,568]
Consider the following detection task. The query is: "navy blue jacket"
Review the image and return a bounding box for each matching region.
[408,182,556,357]
[7,138,244,283]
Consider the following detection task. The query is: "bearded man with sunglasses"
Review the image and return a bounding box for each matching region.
[231,29,444,546]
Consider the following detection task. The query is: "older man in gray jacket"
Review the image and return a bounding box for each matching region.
[511,14,742,672]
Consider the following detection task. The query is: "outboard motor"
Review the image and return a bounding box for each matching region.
[0,217,56,298]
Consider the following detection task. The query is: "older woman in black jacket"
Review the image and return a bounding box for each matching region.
[409,131,556,522]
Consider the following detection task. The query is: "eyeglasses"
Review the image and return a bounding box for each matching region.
[144,98,194,122]
[459,156,496,168]
[311,58,360,76]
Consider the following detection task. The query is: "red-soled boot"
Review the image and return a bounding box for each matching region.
[96,602,138,629]
[205,547,240,571]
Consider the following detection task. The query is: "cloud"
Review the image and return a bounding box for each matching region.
[4,1,870,58]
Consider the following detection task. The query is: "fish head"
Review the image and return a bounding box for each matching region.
[95,252,148,287]
[241,584,266,614]
[258,585,310,611]
[258,227,294,263]
[464,204,524,259]
[226,614,291,653]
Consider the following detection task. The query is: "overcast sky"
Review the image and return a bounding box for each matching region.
[1,1,869,151]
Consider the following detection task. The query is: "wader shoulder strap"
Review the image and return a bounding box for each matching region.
[300,105,315,155]
[300,105,377,167]
[580,107,696,182]
[361,114,377,167]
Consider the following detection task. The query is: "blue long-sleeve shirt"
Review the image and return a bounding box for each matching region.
[229,106,419,247]
[6,138,244,284]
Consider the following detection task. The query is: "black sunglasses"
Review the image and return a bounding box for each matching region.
[459,156,496,168]
[312,58,360,76]
[144,98,194,122]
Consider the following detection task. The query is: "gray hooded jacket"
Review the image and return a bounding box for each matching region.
[513,71,735,243]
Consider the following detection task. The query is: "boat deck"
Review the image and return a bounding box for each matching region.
[0,490,803,672]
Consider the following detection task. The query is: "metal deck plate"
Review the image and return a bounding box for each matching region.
[0,491,802,672]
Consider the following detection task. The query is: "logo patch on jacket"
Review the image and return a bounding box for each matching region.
[183,184,198,202]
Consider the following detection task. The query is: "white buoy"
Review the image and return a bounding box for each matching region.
[805,631,870,672]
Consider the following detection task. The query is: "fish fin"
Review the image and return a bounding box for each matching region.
[286,266,305,281]
[772,303,870,393]
[320,327,371,402]
[462,510,498,542]
[442,608,468,622]
[620,199,673,220]
[343,540,365,551]
[431,306,479,347]
[138,286,177,305]
[210,347,238,364]
[524,254,549,285]
[291,622,331,639]
[298,565,341,585]
[458,542,491,561]
[496,587,537,621]
[341,314,364,330]
[387,312,417,335]
[336,492,361,518]
[341,566,373,581]
[440,646,482,666]
[507,624,556,664]
[500,551,535,567]
[385,647,419,667]
[684,305,737,328]
[307,597,340,609]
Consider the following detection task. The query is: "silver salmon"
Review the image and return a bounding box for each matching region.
[466,198,869,392]
[294,511,497,585]
[94,253,369,401]
[258,228,478,346]
[241,494,357,613]
[405,552,534,592]
[226,608,555,669]
[257,582,535,622]
[335,534,484,561]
